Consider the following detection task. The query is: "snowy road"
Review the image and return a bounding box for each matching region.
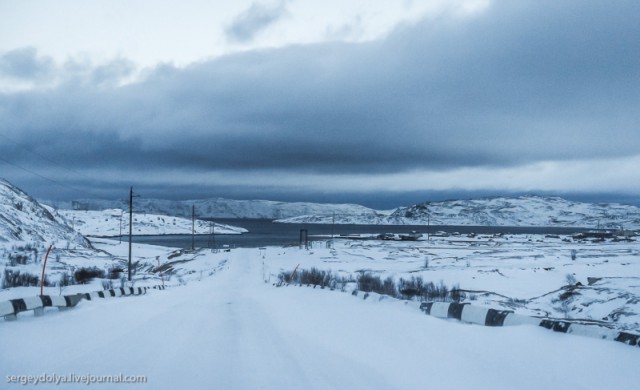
[2,250,639,389]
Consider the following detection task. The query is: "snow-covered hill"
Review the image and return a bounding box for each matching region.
[51,197,379,220]
[56,209,247,237]
[1,179,247,243]
[0,179,89,247]
[278,196,640,229]
[389,196,640,228]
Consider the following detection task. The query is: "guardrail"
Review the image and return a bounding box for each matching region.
[82,286,149,300]
[1,294,84,321]
[1,285,167,321]
[419,301,640,348]
[277,284,640,348]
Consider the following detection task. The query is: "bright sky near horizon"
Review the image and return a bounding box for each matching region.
[1,0,639,207]
[1,0,488,82]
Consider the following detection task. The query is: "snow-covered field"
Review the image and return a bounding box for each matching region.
[2,233,639,389]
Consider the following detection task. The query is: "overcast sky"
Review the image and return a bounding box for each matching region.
[1,0,639,208]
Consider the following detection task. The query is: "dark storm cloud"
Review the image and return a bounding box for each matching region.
[1,0,640,201]
[225,1,289,43]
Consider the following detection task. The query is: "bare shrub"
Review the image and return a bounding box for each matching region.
[398,277,452,301]
[277,268,461,303]
[450,284,464,302]
[2,269,49,288]
[74,267,106,284]
[278,271,293,284]
[357,273,384,294]
[278,268,350,289]
[382,276,397,297]
[107,266,124,280]
[8,253,29,265]
[299,268,328,286]
[398,276,424,299]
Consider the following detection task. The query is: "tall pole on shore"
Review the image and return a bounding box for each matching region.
[331,212,335,248]
[128,187,133,282]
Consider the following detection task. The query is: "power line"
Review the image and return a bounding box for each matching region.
[0,132,97,184]
[0,155,104,199]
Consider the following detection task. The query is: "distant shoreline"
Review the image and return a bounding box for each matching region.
[113,220,596,249]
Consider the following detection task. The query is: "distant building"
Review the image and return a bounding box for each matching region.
[71,201,90,211]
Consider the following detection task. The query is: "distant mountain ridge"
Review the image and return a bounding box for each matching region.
[45,193,640,229]
[277,196,640,229]
[51,198,380,220]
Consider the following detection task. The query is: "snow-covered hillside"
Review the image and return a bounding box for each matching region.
[0,179,89,247]
[278,196,640,229]
[56,209,247,237]
[390,196,640,228]
[50,197,380,219]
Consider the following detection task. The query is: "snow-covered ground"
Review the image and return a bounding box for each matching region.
[3,178,639,388]
[2,233,639,389]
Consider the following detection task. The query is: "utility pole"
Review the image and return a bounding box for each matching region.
[331,212,335,248]
[191,205,195,250]
[209,221,216,250]
[128,187,133,282]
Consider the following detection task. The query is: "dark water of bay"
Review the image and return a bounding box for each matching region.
[123,219,589,249]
